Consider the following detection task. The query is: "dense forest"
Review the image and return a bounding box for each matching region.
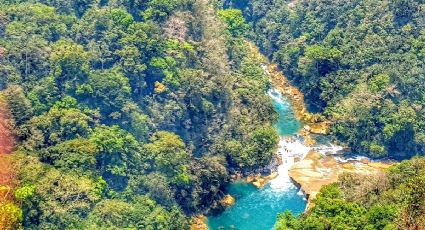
[0,0,279,228]
[1,0,425,229]
[230,0,425,159]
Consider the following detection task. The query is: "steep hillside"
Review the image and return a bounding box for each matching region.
[0,0,278,228]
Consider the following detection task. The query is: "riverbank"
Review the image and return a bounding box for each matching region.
[265,64,395,206]
[206,42,308,230]
[207,42,393,229]
[246,41,331,146]
[266,63,329,144]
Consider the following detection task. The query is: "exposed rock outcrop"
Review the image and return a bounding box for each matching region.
[289,151,394,207]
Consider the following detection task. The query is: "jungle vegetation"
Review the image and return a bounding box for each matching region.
[222,0,425,228]
[1,0,425,229]
[0,0,278,228]
[230,0,425,159]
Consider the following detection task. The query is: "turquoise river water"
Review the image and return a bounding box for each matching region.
[207,89,307,230]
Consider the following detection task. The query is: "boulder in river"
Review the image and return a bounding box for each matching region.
[246,175,255,183]
[220,194,235,207]
[252,171,279,188]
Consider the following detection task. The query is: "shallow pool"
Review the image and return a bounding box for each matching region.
[207,181,306,230]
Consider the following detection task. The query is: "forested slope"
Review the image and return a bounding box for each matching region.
[0,1,278,228]
[231,0,425,159]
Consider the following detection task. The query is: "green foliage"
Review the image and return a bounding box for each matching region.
[14,185,36,201]
[175,156,229,213]
[143,131,190,185]
[233,0,425,159]
[85,196,188,229]
[26,106,94,147]
[3,85,33,126]
[1,0,280,228]
[85,69,131,116]
[14,156,103,229]
[27,77,60,114]
[304,45,343,61]
[218,9,249,37]
[275,210,301,230]
[43,138,98,171]
[368,74,390,93]
[90,125,141,188]
[51,39,89,94]
[0,202,23,230]
[226,125,278,169]
[141,0,179,21]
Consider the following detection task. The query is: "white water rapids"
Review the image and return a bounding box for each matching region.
[269,137,310,192]
[266,89,345,193]
[264,64,366,195]
[268,136,347,195]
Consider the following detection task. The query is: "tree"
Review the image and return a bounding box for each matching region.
[14,156,104,229]
[85,69,131,117]
[26,106,93,147]
[51,39,89,94]
[43,138,98,171]
[85,196,188,229]
[1,1,288,228]
[3,85,33,126]
[175,155,229,213]
[141,0,179,21]
[227,126,278,169]
[143,131,190,185]
[90,125,141,191]
[218,9,250,37]
[0,202,22,230]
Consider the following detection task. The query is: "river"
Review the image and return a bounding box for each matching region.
[206,43,392,229]
[207,88,309,230]
[206,61,354,229]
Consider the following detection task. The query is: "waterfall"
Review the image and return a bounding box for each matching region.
[269,137,311,191]
[267,88,285,105]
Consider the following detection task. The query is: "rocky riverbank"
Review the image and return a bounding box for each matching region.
[288,151,393,207]
[266,63,329,142]
[254,45,394,209]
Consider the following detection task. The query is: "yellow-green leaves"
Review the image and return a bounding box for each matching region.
[218,9,250,37]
